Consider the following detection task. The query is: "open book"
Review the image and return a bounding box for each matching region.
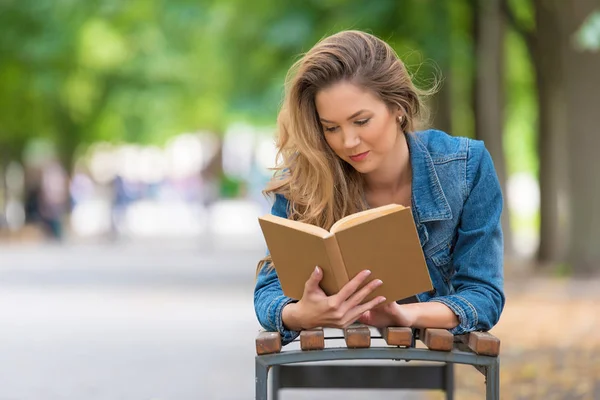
[258,204,433,304]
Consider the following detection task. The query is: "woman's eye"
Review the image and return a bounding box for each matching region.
[355,118,370,126]
[324,126,338,132]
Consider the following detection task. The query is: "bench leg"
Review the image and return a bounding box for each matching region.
[485,358,500,400]
[444,363,454,400]
[255,359,269,400]
[271,365,280,400]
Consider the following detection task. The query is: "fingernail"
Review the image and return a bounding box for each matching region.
[376,279,383,286]
[379,297,387,303]
[315,266,320,273]
[364,270,371,275]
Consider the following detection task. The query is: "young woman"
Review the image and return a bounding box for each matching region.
[254,30,505,346]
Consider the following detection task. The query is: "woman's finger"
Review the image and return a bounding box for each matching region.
[347,295,386,323]
[345,278,383,308]
[303,266,323,293]
[335,269,372,301]
[356,311,371,325]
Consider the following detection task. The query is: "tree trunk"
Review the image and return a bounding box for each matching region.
[561,1,600,275]
[422,0,453,135]
[473,0,513,256]
[533,0,570,266]
[53,104,80,174]
[430,76,453,135]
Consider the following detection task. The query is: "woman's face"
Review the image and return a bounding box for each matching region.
[315,81,401,175]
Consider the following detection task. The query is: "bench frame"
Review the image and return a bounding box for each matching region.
[271,363,455,398]
[255,327,500,399]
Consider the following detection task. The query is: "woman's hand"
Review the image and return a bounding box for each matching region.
[282,266,386,330]
[358,301,460,330]
[357,301,415,328]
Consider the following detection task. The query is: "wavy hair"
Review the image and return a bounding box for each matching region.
[258,30,435,272]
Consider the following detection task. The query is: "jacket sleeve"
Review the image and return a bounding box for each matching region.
[253,193,301,345]
[428,140,505,334]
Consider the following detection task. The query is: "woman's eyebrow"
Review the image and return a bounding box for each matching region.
[320,109,368,123]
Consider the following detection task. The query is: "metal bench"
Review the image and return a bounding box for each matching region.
[255,325,500,399]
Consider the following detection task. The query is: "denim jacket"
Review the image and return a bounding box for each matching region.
[254,129,505,345]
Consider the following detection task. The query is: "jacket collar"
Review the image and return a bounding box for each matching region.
[406,132,453,225]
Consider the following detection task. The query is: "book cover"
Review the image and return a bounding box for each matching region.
[258,204,433,304]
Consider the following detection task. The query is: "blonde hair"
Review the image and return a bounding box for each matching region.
[258,30,434,273]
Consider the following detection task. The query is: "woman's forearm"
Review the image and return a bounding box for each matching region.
[403,302,460,330]
[281,302,304,331]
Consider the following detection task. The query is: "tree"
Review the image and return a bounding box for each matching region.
[473,0,513,256]
[502,0,569,266]
[504,0,600,273]
[560,1,600,274]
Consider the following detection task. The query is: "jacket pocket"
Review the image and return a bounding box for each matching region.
[429,242,454,282]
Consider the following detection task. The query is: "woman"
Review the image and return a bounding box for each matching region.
[254,30,505,346]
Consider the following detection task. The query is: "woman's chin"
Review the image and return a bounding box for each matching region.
[348,162,376,174]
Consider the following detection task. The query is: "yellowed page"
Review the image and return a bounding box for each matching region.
[260,214,332,238]
[330,204,406,234]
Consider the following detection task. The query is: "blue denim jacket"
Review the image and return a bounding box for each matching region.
[254,129,505,345]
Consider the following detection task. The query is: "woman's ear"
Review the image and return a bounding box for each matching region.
[392,101,405,119]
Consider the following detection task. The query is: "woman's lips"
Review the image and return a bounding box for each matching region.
[349,151,369,162]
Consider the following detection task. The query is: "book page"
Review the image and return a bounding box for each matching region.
[259,214,332,238]
[330,204,406,234]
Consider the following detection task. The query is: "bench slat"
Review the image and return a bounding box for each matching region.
[379,327,413,347]
[344,324,371,348]
[457,331,500,356]
[300,328,325,350]
[419,328,453,351]
[256,331,281,355]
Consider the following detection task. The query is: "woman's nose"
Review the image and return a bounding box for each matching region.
[343,129,360,148]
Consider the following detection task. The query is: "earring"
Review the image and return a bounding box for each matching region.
[397,115,403,123]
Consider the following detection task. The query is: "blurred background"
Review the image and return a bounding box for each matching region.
[0,0,599,399]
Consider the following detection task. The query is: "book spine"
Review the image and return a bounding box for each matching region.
[323,236,349,292]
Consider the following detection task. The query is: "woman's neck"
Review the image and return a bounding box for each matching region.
[364,132,412,196]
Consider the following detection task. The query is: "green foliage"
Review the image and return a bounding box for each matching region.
[448,0,475,138]
[507,0,535,31]
[219,173,244,198]
[0,0,537,182]
[554,262,572,278]
[503,29,538,176]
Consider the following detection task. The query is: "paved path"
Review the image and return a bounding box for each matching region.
[0,241,426,400]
